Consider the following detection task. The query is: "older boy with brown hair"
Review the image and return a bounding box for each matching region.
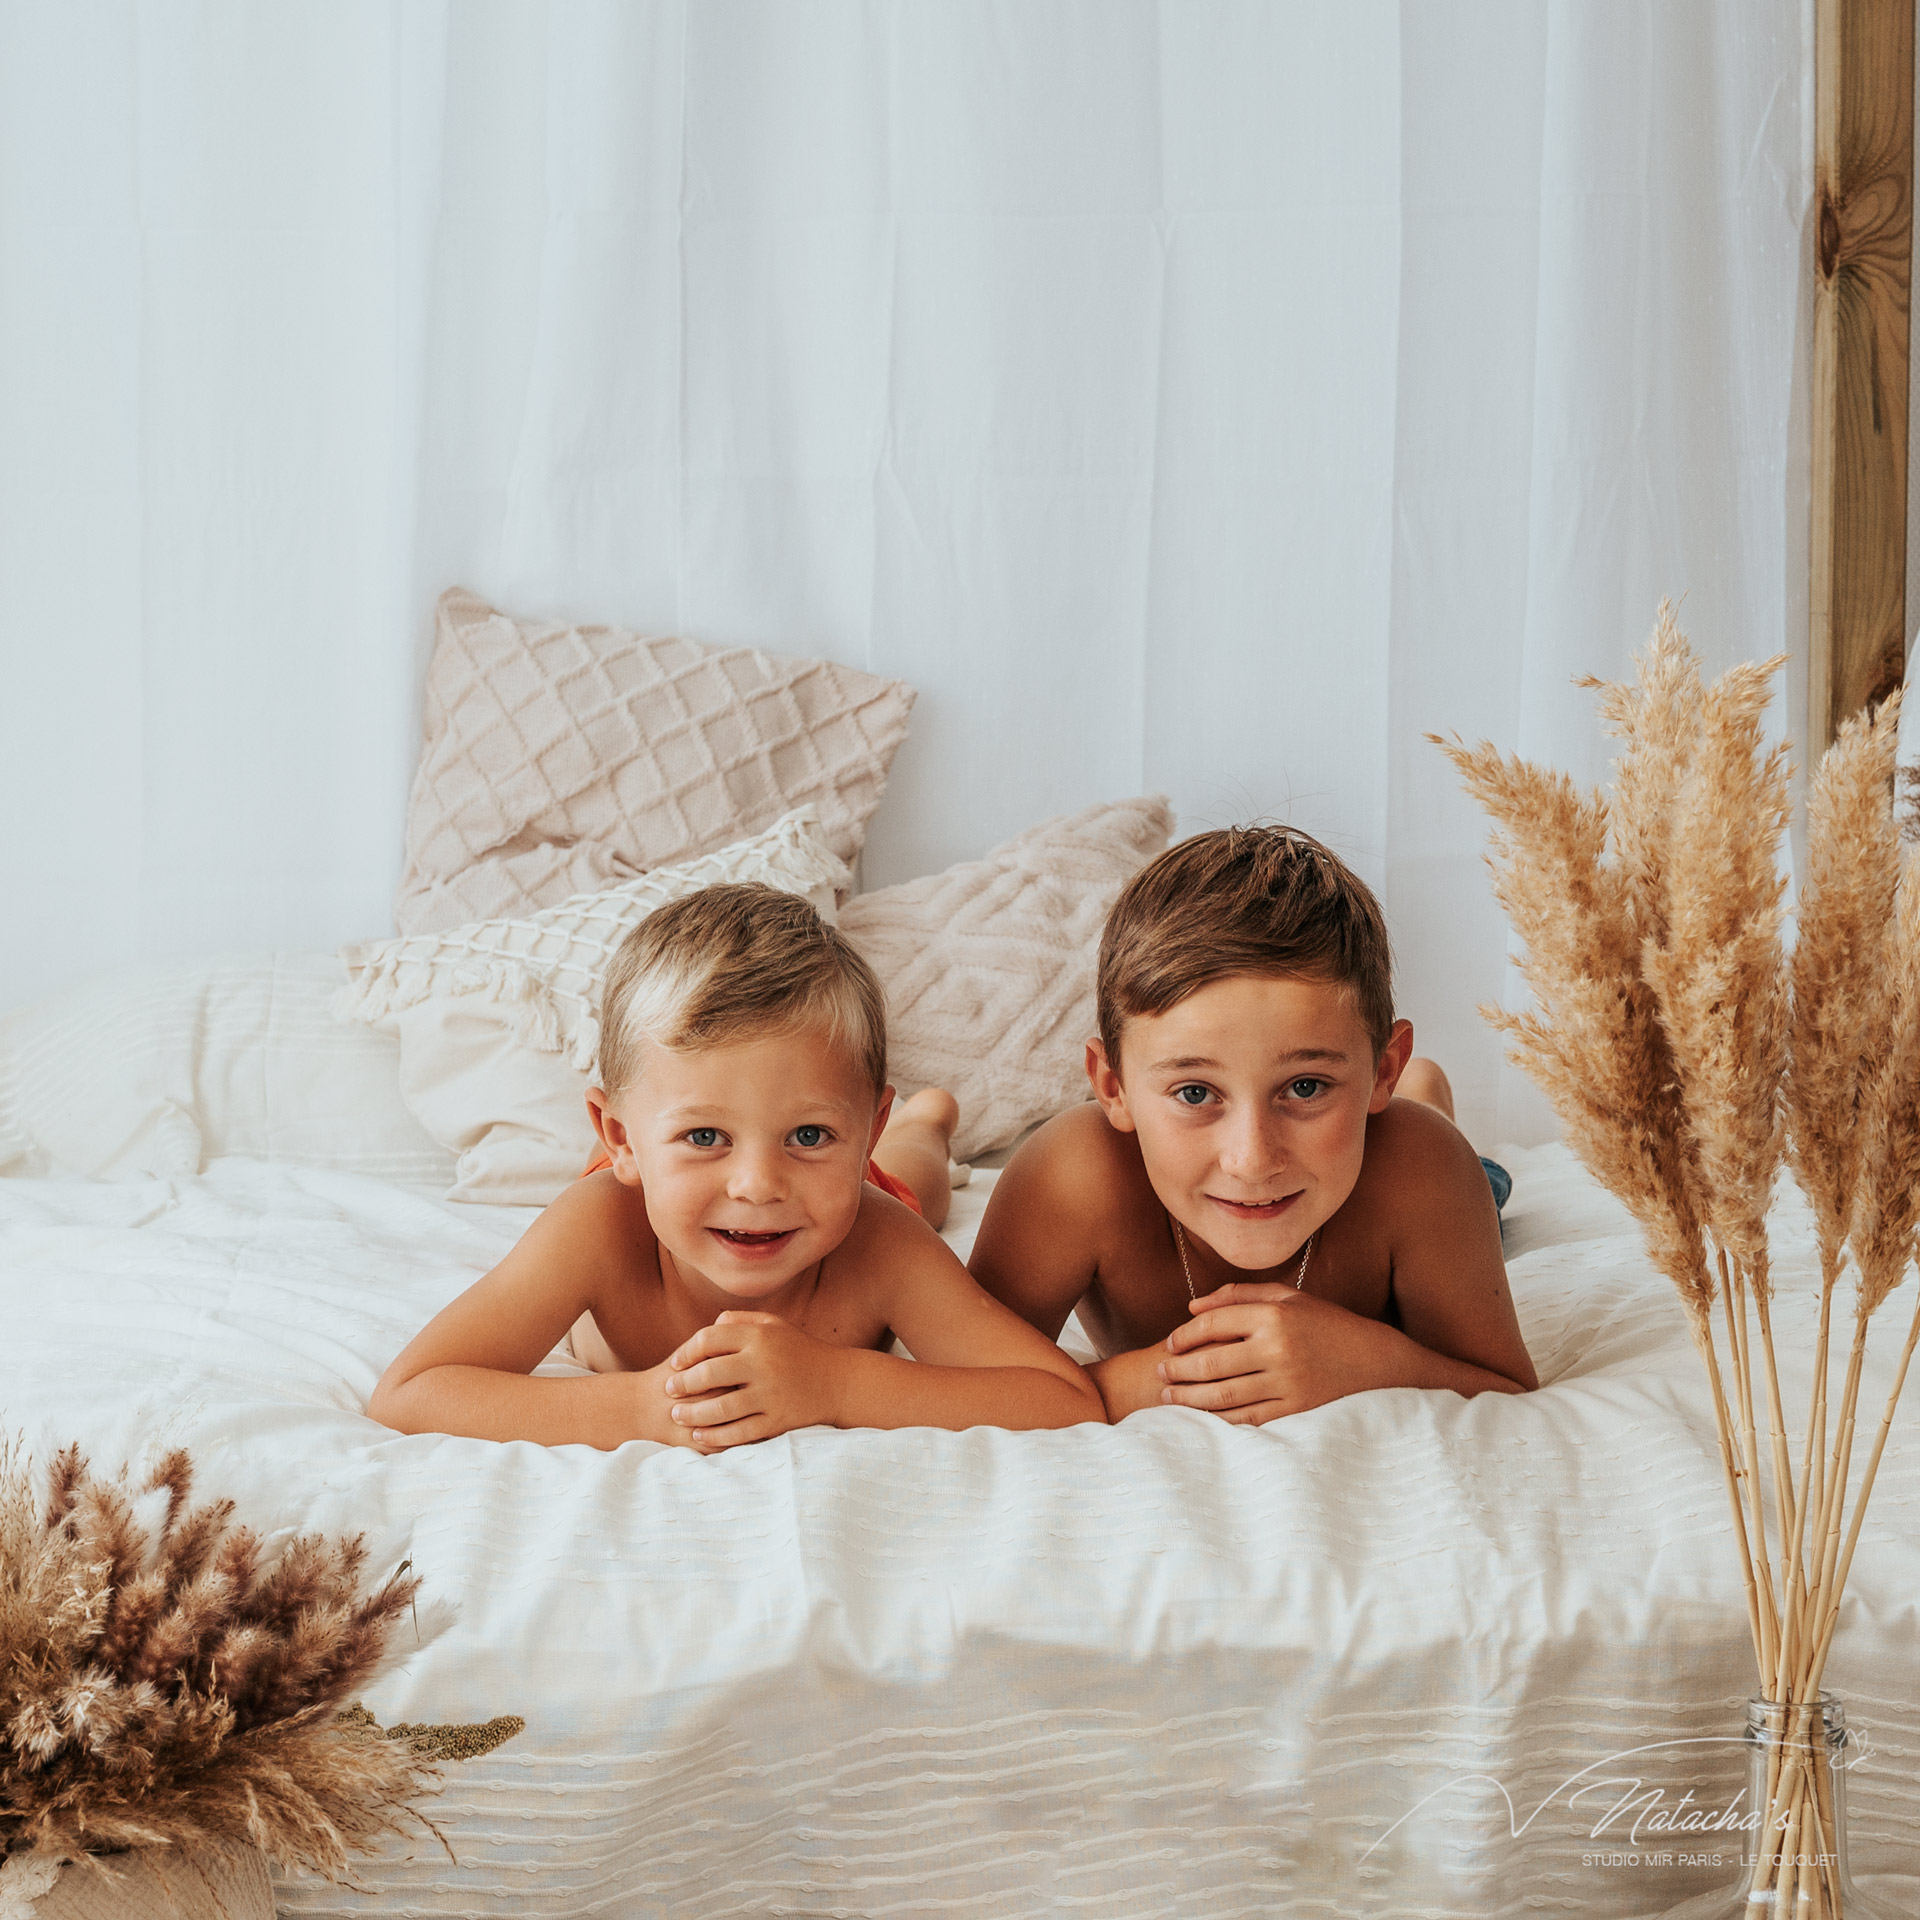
[969,826,1537,1422]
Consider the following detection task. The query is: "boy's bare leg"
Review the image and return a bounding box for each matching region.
[1397,1057,1455,1122]
[872,1088,961,1230]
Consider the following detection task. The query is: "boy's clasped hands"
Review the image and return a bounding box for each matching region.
[370,827,1535,1454]
[1157,1280,1427,1426]
[658,1310,872,1450]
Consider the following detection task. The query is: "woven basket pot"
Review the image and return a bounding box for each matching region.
[0,1842,273,1920]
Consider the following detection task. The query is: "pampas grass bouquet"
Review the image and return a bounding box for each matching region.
[1440,608,1919,1919]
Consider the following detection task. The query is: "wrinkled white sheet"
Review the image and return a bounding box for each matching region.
[2,1147,1916,1917]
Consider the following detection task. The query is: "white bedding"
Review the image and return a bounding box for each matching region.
[3,1136,1917,1916]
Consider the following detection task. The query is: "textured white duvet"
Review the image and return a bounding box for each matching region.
[2,1146,1917,1917]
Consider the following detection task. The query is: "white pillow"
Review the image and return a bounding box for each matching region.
[0,953,452,1185]
[839,797,1174,1160]
[334,810,852,1206]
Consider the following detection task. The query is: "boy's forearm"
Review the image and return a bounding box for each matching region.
[829,1350,1105,1431]
[370,1365,669,1450]
[1087,1344,1171,1422]
[1133,1309,1533,1422]
[1318,1312,1532,1400]
[1368,1331,1532,1398]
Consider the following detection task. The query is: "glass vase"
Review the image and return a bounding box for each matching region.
[1659,1696,1899,1918]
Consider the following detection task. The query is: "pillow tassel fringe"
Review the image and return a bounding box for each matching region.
[331,959,572,1060]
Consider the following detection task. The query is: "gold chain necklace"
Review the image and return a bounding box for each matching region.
[1172,1216,1316,1302]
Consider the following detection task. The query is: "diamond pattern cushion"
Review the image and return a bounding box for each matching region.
[395,588,915,935]
[839,797,1175,1161]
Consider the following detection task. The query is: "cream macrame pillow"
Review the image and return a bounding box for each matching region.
[840,796,1174,1161]
[336,811,851,1204]
[394,588,915,934]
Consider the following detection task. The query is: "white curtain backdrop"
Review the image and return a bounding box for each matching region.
[0,1,1818,1147]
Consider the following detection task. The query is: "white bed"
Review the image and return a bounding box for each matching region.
[2,956,1917,1917]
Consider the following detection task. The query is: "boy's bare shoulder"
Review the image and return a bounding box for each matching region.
[828,1178,972,1322]
[1005,1101,1153,1213]
[550,1165,644,1221]
[824,1176,965,1276]
[531,1168,654,1270]
[979,1104,1163,1287]
[1350,1096,1492,1222]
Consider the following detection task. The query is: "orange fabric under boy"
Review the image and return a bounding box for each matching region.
[580,1151,922,1217]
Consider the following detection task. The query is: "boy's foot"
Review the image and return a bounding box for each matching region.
[873,1087,962,1229]
[896,1087,960,1138]
[1397,1057,1455,1123]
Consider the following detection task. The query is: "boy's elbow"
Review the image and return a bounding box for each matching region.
[366,1366,426,1433]
[1489,1337,1539,1395]
[1471,1356,1537,1396]
[1045,1364,1109,1427]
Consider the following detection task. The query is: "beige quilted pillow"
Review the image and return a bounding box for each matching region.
[336,811,852,1204]
[840,797,1174,1161]
[395,587,916,934]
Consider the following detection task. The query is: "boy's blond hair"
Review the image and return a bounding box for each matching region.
[1096,826,1395,1064]
[598,884,889,1097]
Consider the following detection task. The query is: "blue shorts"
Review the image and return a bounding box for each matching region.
[1480,1156,1512,1213]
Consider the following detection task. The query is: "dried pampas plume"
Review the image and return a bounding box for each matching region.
[1785,693,1904,1289]
[1587,599,1702,957]
[1443,608,1920,1918]
[1850,848,1920,1314]
[1,1444,440,1875]
[1640,657,1791,1282]
[1430,694,1711,1323]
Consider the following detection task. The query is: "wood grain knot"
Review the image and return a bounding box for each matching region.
[1865,636,1908,710]
[1818,183,1843,279]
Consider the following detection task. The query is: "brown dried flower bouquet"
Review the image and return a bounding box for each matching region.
[1439,608,1920,1918]
[1,1442,439,1879]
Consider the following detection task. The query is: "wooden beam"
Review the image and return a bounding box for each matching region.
[1810,0,1914,746]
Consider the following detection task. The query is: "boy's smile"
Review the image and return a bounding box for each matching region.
[1208,1193,1305,1221]
[1088,973,1411,1280]
[709,1226,800,1256]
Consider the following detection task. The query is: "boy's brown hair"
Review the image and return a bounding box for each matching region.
[598,883,889,1096]
[1096,826,1394,1065]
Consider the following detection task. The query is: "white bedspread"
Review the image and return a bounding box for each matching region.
[2,1146,1916,1917]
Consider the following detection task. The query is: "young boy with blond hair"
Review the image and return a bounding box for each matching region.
[372,884,1104,1449]
[970,826,1537,1423]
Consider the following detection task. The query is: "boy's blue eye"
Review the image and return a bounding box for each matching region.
[686,1127,720,1148]
[1173,1085,1212,1106]
[1288,1078,1326,1101]
[791,1124,829,1147]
